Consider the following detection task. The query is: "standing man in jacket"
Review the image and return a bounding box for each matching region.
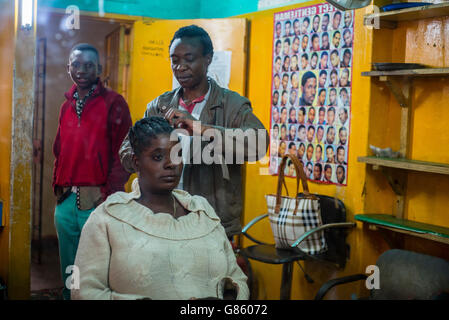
[53,43,132,299]
[119,25,268,238]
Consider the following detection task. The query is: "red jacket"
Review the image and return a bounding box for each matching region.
[53,80,132,199]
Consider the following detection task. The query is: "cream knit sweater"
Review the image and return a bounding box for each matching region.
[71,179,249,300]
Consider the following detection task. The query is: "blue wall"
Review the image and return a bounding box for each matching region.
[200,0,258,18]
[40,0,313,19]
[40,0,203,19]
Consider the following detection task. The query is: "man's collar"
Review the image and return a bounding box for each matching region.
[73,83,97,100]
[65,78,103,100]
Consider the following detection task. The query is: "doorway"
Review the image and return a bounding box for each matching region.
[31,8,133,299]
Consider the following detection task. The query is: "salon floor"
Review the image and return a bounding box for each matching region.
[30,239,64,300]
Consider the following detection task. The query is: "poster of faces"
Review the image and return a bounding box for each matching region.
[269,4,353,186]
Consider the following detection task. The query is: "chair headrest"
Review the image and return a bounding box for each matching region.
[371,249,449,300]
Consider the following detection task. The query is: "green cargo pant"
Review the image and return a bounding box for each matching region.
[54,192,95,300]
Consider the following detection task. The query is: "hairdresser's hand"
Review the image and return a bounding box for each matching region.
[163,107,210,136]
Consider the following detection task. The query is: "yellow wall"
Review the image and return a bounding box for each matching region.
[0,0,15,285]
[238,1,449,300]
[126,17,249,191]
[238,1,373,299]
[125,1,377,299]
[128,18,248,121]
[1,0,446,299]
[363,12,449,261]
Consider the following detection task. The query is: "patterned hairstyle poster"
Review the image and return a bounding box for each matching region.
[269,4,353,186]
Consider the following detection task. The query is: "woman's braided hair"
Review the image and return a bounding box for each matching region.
[128,116,174,156]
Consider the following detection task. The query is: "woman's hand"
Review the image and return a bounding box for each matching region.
[162,106,208,136]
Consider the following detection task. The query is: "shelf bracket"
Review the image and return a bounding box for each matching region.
[380,167,408,219]
[363,16,398,29]
[378,76,411,108]
[379,167,405,196]
[378,75,413,158]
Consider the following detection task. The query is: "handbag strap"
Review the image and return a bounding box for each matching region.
[275,154,316,214]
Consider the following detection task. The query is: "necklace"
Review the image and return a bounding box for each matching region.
[73,84,97,120]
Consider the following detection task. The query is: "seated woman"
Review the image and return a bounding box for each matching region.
[71,116,249,300]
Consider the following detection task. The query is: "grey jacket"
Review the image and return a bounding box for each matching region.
[119,79,269,237]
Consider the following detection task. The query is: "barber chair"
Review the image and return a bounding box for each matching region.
[315,249,449,300]
[240,194,355,300]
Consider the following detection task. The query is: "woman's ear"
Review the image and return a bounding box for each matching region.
[206,52,213,67]
[132,153,139,172]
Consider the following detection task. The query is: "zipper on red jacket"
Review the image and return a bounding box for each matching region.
[77,91,100,127]
[69,100,82,127]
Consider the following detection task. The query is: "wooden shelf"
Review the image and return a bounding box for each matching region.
[364,3,449,29]
[362,69,449,108]
[361,3,449,240]
[362,68,449,77]
[358,156,449,175]
[355,214,449,245]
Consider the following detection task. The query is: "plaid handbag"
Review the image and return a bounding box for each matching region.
[266,154,327,255]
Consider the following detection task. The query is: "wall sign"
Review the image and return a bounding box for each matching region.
[269,3,353,186]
